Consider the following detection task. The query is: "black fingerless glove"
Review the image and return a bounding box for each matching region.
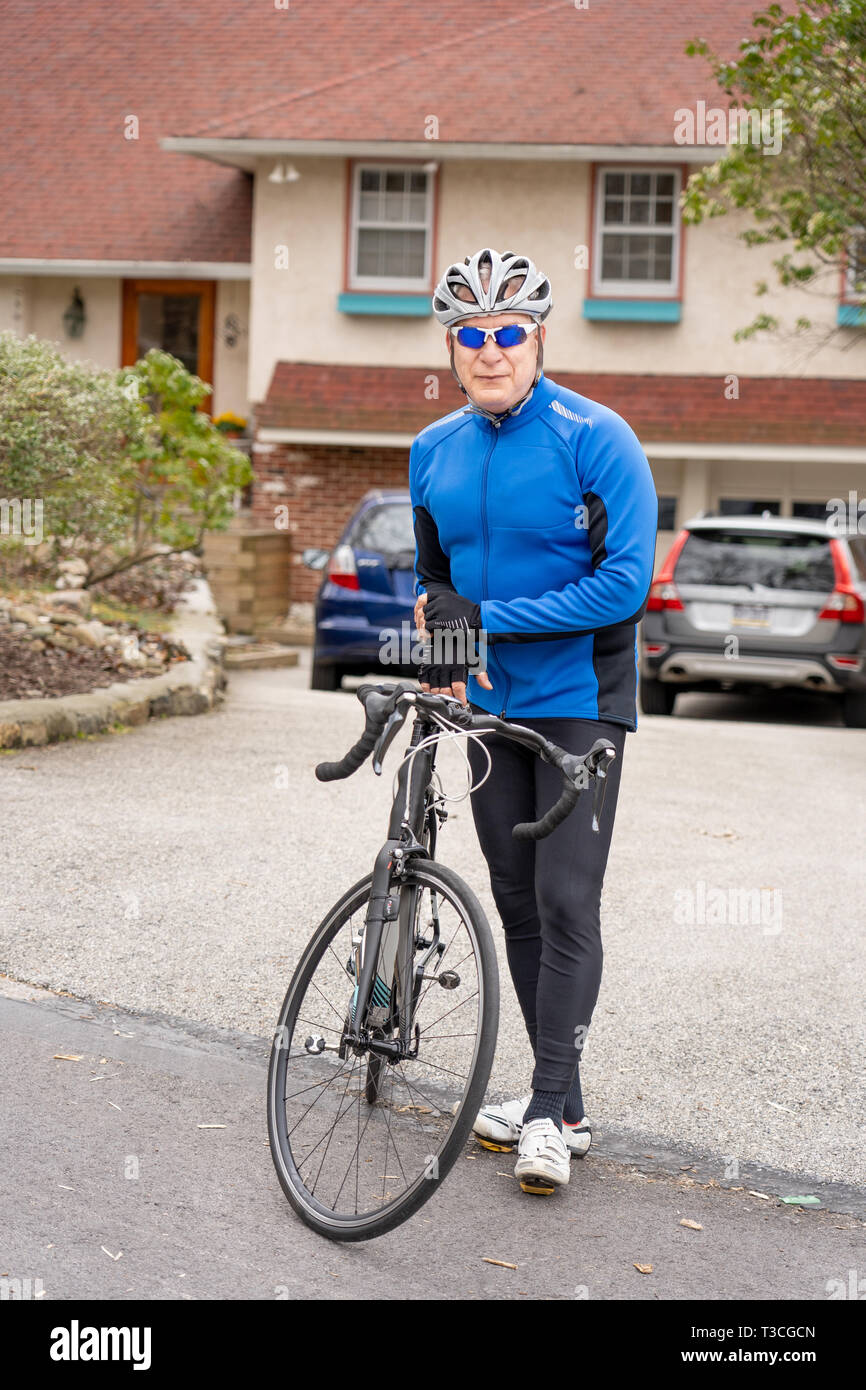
[418,653,469,690]
[416,588,482,689]
[423,589,482,633]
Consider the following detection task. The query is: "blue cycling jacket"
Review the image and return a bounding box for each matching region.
[409,371,658,728]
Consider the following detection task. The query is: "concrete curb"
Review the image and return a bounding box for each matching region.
[0,587,227,749]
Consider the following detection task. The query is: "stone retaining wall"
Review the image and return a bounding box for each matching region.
[0,600,227,750]
[202,521,291,634]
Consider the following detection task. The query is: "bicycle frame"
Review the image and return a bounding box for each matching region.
[336,687,614,1062]
[347,711,442,1061]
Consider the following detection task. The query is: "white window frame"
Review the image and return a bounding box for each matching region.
[591,165,682,298]
[844,229,866,301]
[348,163,434,292]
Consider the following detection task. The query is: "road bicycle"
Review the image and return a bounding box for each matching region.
[267,679,617,1241]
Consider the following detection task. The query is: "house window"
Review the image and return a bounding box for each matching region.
[349,165,434,291]
[592,168,681,298]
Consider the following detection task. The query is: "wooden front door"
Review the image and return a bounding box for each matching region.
[121,279,215,404]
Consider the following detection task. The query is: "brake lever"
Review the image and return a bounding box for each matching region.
[586,742,617,833]
[372,702,409,774]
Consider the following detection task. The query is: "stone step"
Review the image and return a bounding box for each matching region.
[222,643,300,671]
[257,623,314,647]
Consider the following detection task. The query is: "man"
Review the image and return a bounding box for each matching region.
[410,248,657,1194]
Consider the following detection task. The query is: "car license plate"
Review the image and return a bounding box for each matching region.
[732,603,771,627]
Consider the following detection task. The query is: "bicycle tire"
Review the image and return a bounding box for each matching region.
[267,861,499,1241]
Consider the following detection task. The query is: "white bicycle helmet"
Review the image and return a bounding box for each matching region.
[433,248,552,418]
[432,247,552,326]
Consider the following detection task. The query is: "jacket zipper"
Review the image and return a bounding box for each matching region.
[479,423,511,718]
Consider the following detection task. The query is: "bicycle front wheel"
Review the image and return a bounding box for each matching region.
[267,860,499,1241]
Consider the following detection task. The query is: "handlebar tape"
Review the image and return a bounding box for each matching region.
[512,778,582,841]
[314,717,381,782]
[314,682,396,781]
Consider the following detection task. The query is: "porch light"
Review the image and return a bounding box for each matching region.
[62,286,86,339]
[268,163,301,183]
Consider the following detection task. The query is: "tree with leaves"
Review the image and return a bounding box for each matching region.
[0,334,252,585]
[681,0,866,344]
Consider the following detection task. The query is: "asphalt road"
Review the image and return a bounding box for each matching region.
[2,650,864,1194]
[1,977,863,1303]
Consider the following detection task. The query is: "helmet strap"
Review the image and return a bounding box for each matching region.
[533,327,544,386]
[448,337,469,397]
[450,327,543,423]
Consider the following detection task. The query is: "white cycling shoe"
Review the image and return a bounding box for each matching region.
[514,1118,570,1195]
[472,1095,592,1157]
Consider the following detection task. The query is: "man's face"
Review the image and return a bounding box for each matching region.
[447,309,546,413]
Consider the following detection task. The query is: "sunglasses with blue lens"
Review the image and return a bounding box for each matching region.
[450,322,539,349]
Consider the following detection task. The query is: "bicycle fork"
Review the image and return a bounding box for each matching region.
[348,842,418,1058]
[346,715,443,1061]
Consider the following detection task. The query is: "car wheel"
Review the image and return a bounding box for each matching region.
[841,691,866,728]
[311,660,342,692]
[639,676,677,716]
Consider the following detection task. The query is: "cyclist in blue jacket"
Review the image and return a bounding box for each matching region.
[411,247,658,1194]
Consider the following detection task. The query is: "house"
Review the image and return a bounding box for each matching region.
[3,0,864,625]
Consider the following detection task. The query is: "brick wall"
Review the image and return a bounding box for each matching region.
[252,368,866,605]
[251,442,409,604]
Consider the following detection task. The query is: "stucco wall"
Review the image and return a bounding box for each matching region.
[0,277,121,366]
[213,279,250,418]
[247,155,862,404]
[0,275,250,417]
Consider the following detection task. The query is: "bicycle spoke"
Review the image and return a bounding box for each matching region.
[308,975,348,1028]
[296,1062,368,1177]
[387,1066,455,1117]
[283,1060,353,1104]
[404,1054,471,1085]
[416,988,479,1037]
[331,1068,394,1209]
[287,1051,357,1138]
[327,941,354,982]
[295,1014,343,1032]
[415,942,475,1012]
[412,1031,478,1041]
[385,1066,410,1188]
[309,1053,362,1198]
[386,1072,442,1141]
[375,1061,411,1204]
[270,853,495,1234]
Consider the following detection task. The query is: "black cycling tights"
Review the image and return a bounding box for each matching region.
[466,702,627,1096]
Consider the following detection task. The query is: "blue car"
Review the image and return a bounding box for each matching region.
[305,489,419,691]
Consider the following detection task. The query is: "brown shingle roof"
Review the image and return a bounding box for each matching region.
[259,362,866,448]
[187,0,765,145]
[2,0,767,263]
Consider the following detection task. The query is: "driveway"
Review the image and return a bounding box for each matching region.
[2,650,865,1188]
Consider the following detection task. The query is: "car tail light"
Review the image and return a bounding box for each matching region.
[643,642,669,656]
[828,654,864,670]
[818,540,865,624]
[646,529,689,612]
[328,543,360,591]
